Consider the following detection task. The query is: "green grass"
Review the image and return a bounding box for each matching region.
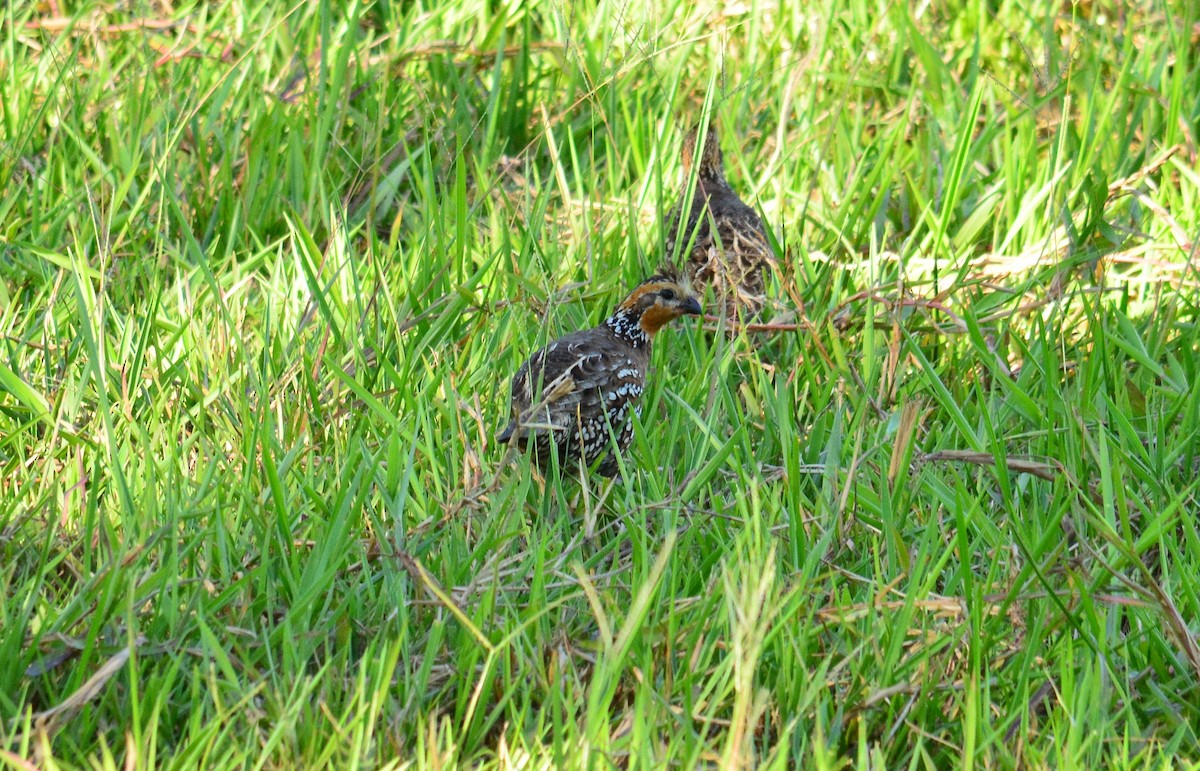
[3,0,1200,767]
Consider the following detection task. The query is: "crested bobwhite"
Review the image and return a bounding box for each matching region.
[665,123,774,318]
[497,274,702,476]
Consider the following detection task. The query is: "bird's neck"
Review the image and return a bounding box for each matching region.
[604,308,652,348]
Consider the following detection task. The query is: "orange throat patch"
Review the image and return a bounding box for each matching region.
[638,305,677,335]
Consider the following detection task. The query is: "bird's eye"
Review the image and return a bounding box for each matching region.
[660,288,676,301]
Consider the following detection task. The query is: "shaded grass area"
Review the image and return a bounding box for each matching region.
[2,0,1200,766]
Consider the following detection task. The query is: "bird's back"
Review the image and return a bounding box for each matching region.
[669,179,773,316]
[671,181,767,251]
[500,324,650,471]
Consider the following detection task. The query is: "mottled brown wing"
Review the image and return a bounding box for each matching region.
[670,186,773,316]
[706,188,771,257]
[502,332,598,446]
[668,183,772,254]
[500,328,648,472]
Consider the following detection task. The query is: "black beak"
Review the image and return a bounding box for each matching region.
[681,296,702,316]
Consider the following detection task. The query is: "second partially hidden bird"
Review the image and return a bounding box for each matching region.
[497,274,702,477]
[664,123,774,319]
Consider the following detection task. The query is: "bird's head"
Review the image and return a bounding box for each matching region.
[607,272,703,342]
[681,124,724,182]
